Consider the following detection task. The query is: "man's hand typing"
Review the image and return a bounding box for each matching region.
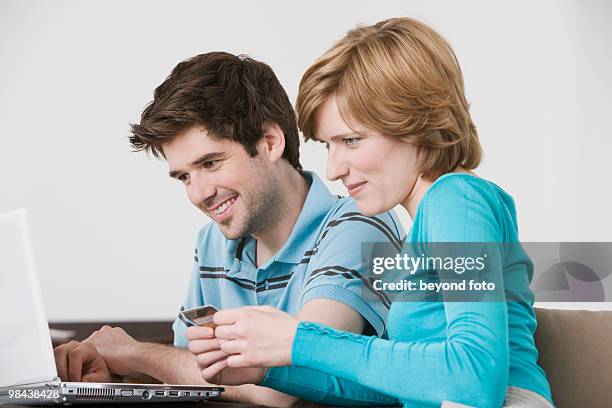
[53,340,111,382]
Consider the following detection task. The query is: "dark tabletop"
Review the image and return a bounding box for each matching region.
[1,402,340,408]
[50,321,175,347]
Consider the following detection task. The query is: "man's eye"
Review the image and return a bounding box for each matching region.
[202,160,218,169]
[343,137,359,145]
[325,142,330,150]
[178,174,189,183]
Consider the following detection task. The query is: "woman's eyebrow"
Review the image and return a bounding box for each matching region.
[325,132,361,141]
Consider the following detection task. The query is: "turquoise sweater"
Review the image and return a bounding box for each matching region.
[262,174,552,407]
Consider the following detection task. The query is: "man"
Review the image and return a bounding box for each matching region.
[53,52,403,406]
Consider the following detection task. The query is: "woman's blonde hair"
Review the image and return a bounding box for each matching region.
[296,17,481,179]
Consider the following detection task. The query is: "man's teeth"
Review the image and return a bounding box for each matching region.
[213,197,237,216]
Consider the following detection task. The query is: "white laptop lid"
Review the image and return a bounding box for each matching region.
[0,209,58,387]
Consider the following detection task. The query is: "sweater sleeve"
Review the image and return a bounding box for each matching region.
[261,366,400,406]
[288,177,511,408]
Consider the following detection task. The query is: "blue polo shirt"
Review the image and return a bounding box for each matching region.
[172,171,404,348]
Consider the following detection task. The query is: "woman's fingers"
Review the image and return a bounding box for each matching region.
[188,306,297,372]
[188,338,220,354]
[195,349,229,369]
[226,353,252,368]
[213,308,243,326]
[218,339,246,355]
[186,326,214,340]
[201,358,228,382]
[214,324,240,339]
[214,306,273,339]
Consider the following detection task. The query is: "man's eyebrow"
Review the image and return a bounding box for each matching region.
[168,152,226,178]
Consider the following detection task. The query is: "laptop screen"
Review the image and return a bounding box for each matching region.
[0,209,58,387]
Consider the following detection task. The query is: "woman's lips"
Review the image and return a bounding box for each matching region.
[346,182,366,196]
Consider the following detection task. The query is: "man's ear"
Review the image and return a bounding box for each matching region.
[258,122,285,163]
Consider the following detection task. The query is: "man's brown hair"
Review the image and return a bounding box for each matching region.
[296,17,480,179]
[130,52,301,169]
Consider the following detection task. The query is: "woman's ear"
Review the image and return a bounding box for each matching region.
[258,122,286,163]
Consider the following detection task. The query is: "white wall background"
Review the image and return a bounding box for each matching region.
[1,0,610,321]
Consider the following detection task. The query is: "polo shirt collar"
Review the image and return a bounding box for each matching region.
[226,171,336,265]
[273,171,336,264]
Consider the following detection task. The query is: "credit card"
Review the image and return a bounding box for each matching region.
[180,305,218,328]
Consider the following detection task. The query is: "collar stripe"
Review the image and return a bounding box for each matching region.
[335,212,402,244]
[199,272,294,291]
[317,215,402,251]
[199,266,226,272]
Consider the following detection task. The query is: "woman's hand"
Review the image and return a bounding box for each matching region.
[187,325,268,385]
[214,305,300,368]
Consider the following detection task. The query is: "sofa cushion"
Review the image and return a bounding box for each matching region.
[534,307,612,407]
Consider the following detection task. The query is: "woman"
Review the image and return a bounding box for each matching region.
[187,18,553,408]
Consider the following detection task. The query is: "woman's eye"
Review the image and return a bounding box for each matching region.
[325,142,330,150]
[344,137,359,145]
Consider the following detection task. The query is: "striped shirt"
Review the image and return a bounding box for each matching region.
[173,171,404,347]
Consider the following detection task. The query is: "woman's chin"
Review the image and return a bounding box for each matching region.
[356,200,390,217]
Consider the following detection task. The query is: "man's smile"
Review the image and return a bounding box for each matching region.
[208,194,239,221]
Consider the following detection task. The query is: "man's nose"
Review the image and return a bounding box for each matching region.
[326,147,349,182]
[188,172,216,208]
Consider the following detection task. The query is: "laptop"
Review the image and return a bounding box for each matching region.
[0,209,223,405]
